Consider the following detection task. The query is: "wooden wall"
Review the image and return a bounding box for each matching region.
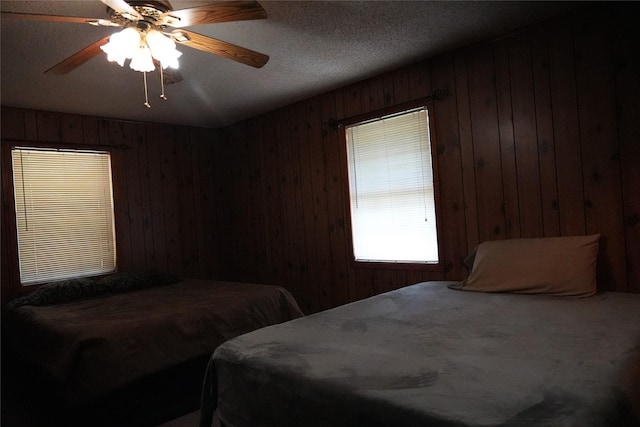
[212,4,639,313]
[2,4,638,312]
[1,110,224,302]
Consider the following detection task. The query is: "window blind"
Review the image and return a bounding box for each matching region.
[11,148,117,284]
[346,108,439,263]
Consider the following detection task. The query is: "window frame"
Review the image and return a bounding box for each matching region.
[338,99,444,271]
[1,141,121,297]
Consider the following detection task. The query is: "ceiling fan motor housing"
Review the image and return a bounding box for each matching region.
[108,1,173,27]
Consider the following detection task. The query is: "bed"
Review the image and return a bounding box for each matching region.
[1,271,303,426]
[201,236,640,427]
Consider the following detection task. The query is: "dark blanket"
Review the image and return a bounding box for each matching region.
[206,281,640,427]
[3,278,303,404]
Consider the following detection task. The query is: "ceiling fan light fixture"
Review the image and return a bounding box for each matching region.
[146,29,182,69]
[11,0,270,108]
[100,27,141,66]
[100,26,182,71]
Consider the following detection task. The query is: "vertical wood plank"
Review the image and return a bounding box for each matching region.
[453,53,480,250]
[612,4,640,292]
[431,55,468,279]
[35,111,62,142]
[509,34,544,238]
[392,67,411,104]
[343,84,364,118]
[249,122,270,282]
[82,116,100,146]
[382,73,395,108]
[101,120,132,272]
[159,124,183,276]
[258,114,284,285]
[60,114,84,144]
[291,101,321,311]
[144,124,168,274]
[531,27,560,237]
[122,122,147,270]
[376,269,399,294]
[493,40,521,239]
[365,76,385,113]
[320,93,354,306]
[276,105,309,310]
[1,107,26,140]
[197,128,223,278]
[574,14,626,291]
[177,126,200,277]
[407,61,431,100]
[304,98,336,310]
[466,45,505,242]
[137,126,157,271]
[23,111,38,141]
[548,19,586,236]
[2,141,18,298]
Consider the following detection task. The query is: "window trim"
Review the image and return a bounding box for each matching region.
[338,98,444,272]
[1,141,121,297]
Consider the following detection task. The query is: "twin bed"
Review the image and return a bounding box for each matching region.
[200,235,640,427]
[203,281,640,426]
[2,272,303,426]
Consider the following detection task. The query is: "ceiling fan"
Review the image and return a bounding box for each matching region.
[2,0,269,105]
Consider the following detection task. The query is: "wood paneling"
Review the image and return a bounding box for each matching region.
[209,4,639,310]
[1,112,221,301]
[613,4,640,293]
[2,4,638,310]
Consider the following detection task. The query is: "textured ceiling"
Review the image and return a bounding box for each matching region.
[1,1,581,129]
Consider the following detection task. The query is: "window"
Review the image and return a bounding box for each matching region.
[11,147,117,285]
[345,107,439,264]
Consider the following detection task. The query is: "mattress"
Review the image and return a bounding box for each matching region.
[2,277,304,404]
[205,281,640,427]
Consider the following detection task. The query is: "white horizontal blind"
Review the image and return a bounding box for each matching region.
[346,108,439,263]
[12,148,117,284]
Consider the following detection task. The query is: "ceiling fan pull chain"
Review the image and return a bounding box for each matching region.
[143,71,151,108]
[160,66,167,100]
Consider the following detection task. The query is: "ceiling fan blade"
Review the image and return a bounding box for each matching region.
[45,36,112,75]
[159,1,266,27]
[0,11,120,26]
[171,29,268,68]
[101,0,142,20]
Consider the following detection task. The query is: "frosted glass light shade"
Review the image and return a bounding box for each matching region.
[129,44,155,72]
[100,27,182,72]
[146,30,182,69]
[100,27,141,67]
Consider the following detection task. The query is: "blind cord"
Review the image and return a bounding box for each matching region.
[19,150,29,231]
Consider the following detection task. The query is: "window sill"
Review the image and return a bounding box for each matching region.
[351,260,444,272]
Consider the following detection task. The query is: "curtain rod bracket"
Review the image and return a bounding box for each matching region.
[327,118,342,130]
[429,88,449,102]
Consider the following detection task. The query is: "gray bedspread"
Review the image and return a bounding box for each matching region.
[205,281,640,427]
